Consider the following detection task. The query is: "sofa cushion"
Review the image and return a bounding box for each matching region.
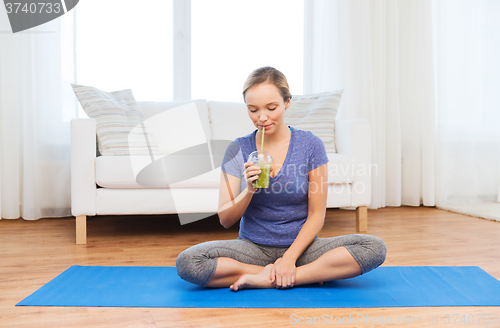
[136,100,211,156]
[95,188,219,215]
[95,155,221,189]
[285,90,343,153]
[207,101,256,142]
[71,83,160,156]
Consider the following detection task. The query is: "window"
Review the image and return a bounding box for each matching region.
[76,0,303,110]
[191,0,304,102]
[76,0,173,102]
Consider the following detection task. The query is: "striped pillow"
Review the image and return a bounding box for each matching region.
[71,83,160,156]
[284,90,343,153]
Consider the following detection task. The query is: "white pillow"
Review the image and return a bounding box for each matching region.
[71,83,160,156]
[285,90,343,153]
[137,99,211,156]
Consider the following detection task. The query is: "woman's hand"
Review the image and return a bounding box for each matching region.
[243,161,260,193]
[271,257,297,289]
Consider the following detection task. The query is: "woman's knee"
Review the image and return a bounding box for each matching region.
[367,235,387,266]
[175,248,193,281]
[359,234,387,269]
[176,246,216,286]
[348,234,387,274]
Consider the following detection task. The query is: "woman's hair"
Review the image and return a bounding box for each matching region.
[242,66,292,103]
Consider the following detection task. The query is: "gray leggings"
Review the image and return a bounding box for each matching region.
[176,234,387,287]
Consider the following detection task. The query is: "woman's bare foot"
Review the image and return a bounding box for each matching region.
[230,264,275,291]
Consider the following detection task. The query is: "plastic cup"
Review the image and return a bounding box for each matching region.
[248,151,273,189]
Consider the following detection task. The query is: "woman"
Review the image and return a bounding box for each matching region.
[176,66,386,291]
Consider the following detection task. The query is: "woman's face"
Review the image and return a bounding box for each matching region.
[244,82,290,134]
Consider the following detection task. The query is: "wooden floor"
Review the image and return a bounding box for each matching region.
[0,207,499,328]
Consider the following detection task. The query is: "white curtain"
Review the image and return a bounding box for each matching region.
[434,0,500,205]
[0,11,77,220]
[305,0,500,209]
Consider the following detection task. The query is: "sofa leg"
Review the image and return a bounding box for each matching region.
[356,206,368,233]
[76,215,87,245]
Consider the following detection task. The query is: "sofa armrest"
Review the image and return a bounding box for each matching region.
[335,119,372,207]
[70,118,97,216]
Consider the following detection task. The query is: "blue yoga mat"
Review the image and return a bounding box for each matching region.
[17,266,500,308]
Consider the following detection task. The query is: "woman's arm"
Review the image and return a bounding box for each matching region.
[217,162,262,228]
[272,163,328,287]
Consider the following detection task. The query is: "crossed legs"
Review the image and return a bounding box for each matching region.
[176,234,386,290]
[209,246,362,290]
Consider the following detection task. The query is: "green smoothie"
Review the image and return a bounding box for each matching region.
[252,163,272,189]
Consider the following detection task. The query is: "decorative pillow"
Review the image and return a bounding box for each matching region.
[71,83,160,156]
[284,90,343,153]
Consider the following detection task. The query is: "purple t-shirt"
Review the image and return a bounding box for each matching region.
[221,126,329,247]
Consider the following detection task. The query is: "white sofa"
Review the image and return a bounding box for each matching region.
[71,99,371,244]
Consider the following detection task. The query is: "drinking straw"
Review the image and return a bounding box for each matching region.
[261,126,265,154]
